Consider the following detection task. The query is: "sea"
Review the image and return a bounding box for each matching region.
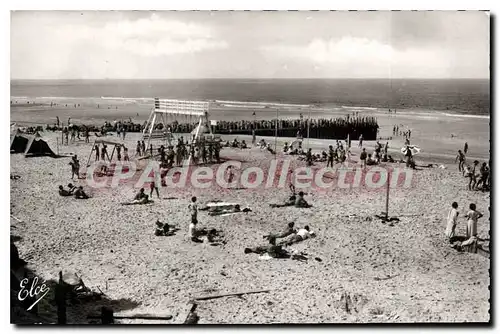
[11,79,490,115]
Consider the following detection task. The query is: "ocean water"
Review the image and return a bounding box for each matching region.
[11,79,490,115]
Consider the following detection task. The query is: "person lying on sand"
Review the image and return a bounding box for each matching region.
[67,183,77,195]
[122,188,151,205]
[366,154,378,166]
[263,222,296,240]
[58,185,72,197]
[207,204,251,216]
[206,228,226,245]
[455,235,479,253]
[295,192,312,208]
[281,226,316,246]
[244,236,287,258]
[283,142,290,153]
[266,143,275,154]
[74,186,90,199]
[155,220,177,236]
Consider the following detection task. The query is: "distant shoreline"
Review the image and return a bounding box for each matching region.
[10,78,490,115]
[10,96,490,119]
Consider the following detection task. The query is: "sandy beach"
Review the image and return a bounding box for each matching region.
[10,115,490,323]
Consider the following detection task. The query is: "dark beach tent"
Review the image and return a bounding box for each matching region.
[24,135,57,157]
[10,135,30,153]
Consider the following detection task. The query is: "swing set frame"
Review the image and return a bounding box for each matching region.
[142,98,212,149]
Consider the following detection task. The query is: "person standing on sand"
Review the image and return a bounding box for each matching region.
[476,162,490,191]
[141,140,146,154]
[360,148,367,169]
[189,197,198,224]
[464,142,468,155]
[358,134,363,148]
[464,203,483,241]
[136,141,142,157]
[445,202,459,241]
[116,145,122,161]
[63,127,69,145]
[455,150,466,172]
[467,160,479,190]
[94,145,100,161]
[123,146,129,162]
[150,181,160,199]
[327,145,334,168]
[306,148,313,166]
[69,156,80,180]
[101,144,109,161]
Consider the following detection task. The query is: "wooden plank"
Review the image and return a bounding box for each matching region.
[88,314,173,321]
[193,289,271,301]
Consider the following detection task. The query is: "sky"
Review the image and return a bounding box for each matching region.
[10,11,490,79]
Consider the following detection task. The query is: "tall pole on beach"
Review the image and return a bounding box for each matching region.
[385,169,391,220]
[274,108,278,154]
[307,106,311,149]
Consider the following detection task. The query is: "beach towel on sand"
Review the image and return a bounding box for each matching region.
[121,200,154,205]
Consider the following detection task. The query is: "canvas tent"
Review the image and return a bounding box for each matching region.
[10,135,30,153]
[23,135,57,157]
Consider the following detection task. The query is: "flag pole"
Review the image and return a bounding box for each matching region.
[274,108,278,154]
[307,106,311,149]
[385,169,391,220]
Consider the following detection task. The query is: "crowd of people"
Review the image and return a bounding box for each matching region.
[445,201,484,253]
[211,115,379,141]
[455,142,490,192]
[45,114,379,142]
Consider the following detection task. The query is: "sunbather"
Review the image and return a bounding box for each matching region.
[295,192,312,208]
[67,183,77,195]
[58,185,72,197]
[244,236,287,258]
[208,204,249,216]
[74,186,90,199]
[282,226,316,246]
[264,222,296,240]
[122,188,150,205]
[155,220,175,236]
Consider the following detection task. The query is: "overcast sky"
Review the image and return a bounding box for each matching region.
[11,11,490,79]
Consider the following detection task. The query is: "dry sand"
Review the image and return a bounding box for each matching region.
[10,128,490,324]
